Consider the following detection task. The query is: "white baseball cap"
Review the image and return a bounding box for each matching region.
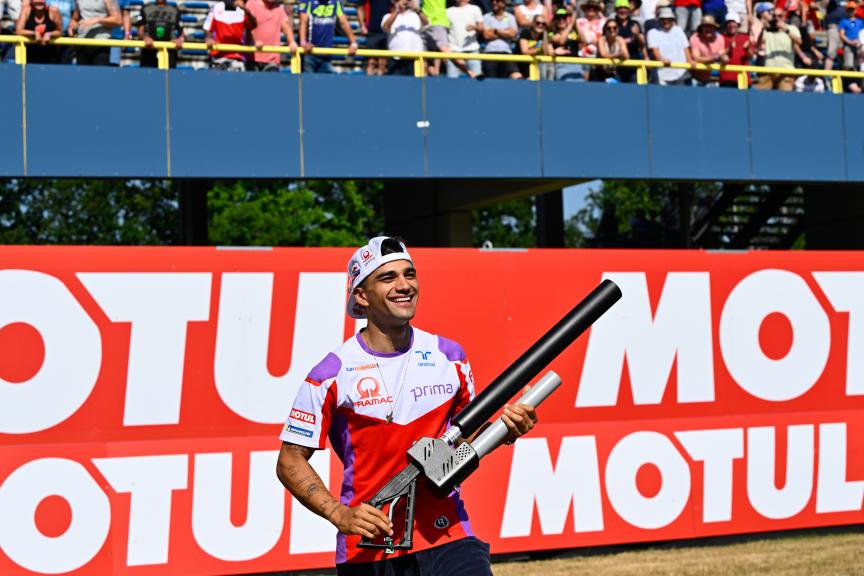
[346,236,413,319]
[725,9,741,22]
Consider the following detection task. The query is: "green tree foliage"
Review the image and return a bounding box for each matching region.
[207,180,385,247]
[472,197,537,248]
[0,179,178,245]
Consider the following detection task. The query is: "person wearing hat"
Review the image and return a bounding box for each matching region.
[689,14,727,85]
[647,5,694,83]
[614,0,649,64]
[276,236,538,575]
[577,0,607,57]
[753,2,800,90]
[839,0,864,69]
[719,9,753,86]
[550,7,587,79]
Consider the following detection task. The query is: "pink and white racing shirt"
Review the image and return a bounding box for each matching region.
[280,327,477,564]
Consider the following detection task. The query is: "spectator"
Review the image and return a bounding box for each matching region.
[823,0,847,71]
[839,1,863,69]
[595,17,631,80]
[108,0,131,65]
[16,0,62,64]
[68,0,122,65]
[794,71,826,90]
[647,5,693,84]
[382,0,426,75]
[614,0,648,64]
[549,7,585,80]
[446,0,484,78]
[204,0,256,72]
[719,9,752,86]
[644,0,671,31]
[577,0,606,57]
[724,0,749,31]
[247,0,295,71]
[299,0,358,73]
[754,3,800,90]
[47,0,75,62]
[517,13,551,76]
[1,0,23,32]
[703,0,726,23]
[673,0,700,35]
[358,0,391,74]
[515,0,545,29]
[481,0,522,77]
[689,14,726,85]
[136,0,184,68]
[793,10,823,67]
[421,0,450,75]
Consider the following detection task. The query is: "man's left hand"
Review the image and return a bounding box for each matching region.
[501,385,538,444]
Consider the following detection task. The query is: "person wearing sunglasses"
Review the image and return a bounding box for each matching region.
[518,13,553,77]
[594,17,630,80]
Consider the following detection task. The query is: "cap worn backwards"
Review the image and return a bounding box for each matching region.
[345,236,413,319]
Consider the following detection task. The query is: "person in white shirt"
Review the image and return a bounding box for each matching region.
[382,0,427,75]
[647,5,693,84]
[446,0,484,77]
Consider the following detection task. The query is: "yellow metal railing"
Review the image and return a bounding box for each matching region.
[2,34,863,93]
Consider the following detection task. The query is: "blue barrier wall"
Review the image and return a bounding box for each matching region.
[3,64,863,181]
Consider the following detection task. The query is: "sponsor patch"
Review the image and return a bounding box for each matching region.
[410,383,454,402]
[290,408,316,425]
[345,363,377,372]
[286,425,313,438]
[434,516,450,529]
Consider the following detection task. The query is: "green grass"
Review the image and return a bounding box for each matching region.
[492,528,864,576]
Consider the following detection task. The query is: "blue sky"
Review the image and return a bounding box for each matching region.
[562,180,603,220]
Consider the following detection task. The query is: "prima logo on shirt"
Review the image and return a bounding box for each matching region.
[410,383,454,401]
[354,376,394,407]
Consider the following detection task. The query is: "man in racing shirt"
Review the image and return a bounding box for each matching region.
[276,236,538,575]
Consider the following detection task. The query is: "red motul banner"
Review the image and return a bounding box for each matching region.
[1,247,863,575]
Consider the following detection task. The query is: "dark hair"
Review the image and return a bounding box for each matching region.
[380,236,407,256]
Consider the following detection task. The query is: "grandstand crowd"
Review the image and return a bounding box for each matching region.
[1,0,863,90]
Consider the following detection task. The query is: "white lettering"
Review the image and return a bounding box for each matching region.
[78,273,211,426]
[214,273,346,423]
[812,272,864,396]
[0,270,101,434]
[747,425,814,519]
[605,431,690,529]
[578,272,714,407]
[191,451,284,561]
[92,455,188,566]
[0,458,110,574]
[500,437,603,537]
[720,270,829,402]
[816,423,864,513]
[675,428,744,523]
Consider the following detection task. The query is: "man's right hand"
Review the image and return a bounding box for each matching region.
[330,503,394,539]
[144,36,154,47]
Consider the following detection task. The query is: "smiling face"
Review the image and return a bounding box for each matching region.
[353,260,419,328]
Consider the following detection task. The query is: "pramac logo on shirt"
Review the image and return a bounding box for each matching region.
[355,377,393,407]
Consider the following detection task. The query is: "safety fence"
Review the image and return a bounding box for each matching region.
[3,34,864,93]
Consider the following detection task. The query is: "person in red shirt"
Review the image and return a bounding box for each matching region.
[204,0,257,71]
[719,9,752,87]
